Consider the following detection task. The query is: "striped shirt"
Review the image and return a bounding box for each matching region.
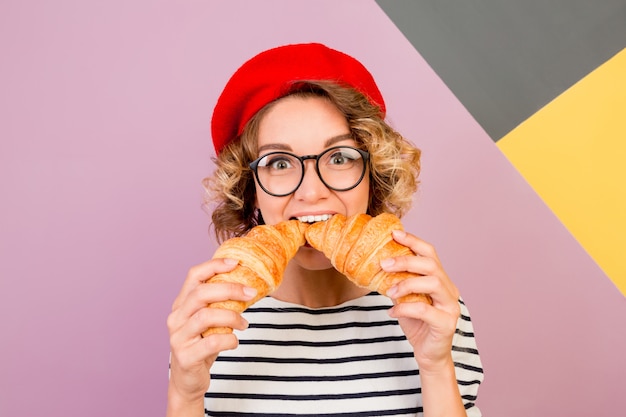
[205,293,483,416]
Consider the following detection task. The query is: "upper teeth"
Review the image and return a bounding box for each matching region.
[297,214,332,223]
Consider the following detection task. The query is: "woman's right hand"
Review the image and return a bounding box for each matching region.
[166,258,258,415]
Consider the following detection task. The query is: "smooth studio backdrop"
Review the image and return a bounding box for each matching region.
[1,1,624,416]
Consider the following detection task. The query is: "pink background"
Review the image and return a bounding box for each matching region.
[1,1,624,416]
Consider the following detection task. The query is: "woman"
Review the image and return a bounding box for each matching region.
[167,43,483,417]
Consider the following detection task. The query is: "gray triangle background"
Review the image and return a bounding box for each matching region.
[376,0,626,141]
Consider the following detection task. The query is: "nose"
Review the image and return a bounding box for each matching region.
[293,160,330,202]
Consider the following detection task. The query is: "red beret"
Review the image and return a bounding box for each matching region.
[211,43,386,154]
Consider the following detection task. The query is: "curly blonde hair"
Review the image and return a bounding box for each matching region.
[204,81,421,243]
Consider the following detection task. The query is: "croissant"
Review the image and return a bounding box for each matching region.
[203,219,308,336]
[305,213,433,305]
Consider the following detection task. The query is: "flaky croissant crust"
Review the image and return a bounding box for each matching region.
[203,219,308,335]
[305,213,433,305]
[203,213,431,336]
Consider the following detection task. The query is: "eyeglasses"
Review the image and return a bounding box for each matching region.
[249,146,369,197]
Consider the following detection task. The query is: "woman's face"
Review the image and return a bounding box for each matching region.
[254,95,370,266]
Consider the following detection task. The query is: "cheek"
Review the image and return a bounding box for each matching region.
[255,186,288,224]
[343,177,370,215]
[254,186,270,211]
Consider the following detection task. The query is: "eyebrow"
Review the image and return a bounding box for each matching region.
[257,133,353,153]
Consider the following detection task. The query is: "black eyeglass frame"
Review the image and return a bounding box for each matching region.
[249,146,370,197]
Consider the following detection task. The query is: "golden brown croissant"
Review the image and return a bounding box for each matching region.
[203,219,308,336]
[305,213,433,305]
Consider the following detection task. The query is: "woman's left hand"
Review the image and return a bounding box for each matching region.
[381,230,461,372]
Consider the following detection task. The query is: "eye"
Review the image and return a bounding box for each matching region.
[258,153,296,172]
[270,157,291,170]
[329,152,348,165]
[326,148,360,166]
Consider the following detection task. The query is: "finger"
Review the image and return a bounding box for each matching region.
[187,282,258,317]
[387,275,458,313]
[171,306,249,349]
[168,282,257,334]
[381,254,441,277]
[381,238,459,300]
[388,298,459,333]
[391,230,438,259]
[172,258,240,311]
[380,255,458,299]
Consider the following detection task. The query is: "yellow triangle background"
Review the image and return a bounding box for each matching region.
[499,48,626,295]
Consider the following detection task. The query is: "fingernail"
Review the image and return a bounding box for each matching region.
[223,258,239,265]
[386,285,398,297]
[392,230,406,239]
[243,287,258,298]
[380,258,395,269]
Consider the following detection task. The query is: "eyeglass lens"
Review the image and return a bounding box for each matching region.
[253,147,367,196]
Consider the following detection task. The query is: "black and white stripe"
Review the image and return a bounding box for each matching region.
[205,293,483,416]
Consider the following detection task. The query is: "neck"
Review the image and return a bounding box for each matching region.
[270,261,370,308]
